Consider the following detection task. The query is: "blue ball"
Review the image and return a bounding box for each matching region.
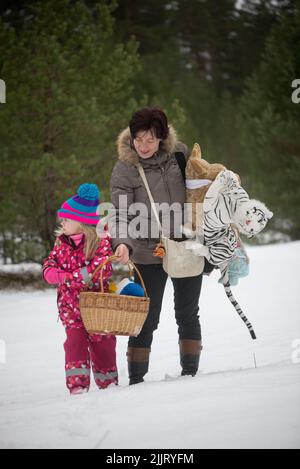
[120,282,145,297]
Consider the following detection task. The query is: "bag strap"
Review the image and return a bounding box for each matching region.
[137,153,186,237]
[137,164,165,239]
[174,152,186,182]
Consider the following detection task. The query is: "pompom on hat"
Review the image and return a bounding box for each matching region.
[57,183,100,225]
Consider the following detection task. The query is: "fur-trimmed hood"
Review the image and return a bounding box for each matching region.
[116,125,178,166]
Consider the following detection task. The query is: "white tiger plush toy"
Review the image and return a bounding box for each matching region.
[186,169,273,260]
[185,169,273,339]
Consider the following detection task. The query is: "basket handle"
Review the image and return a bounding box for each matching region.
[86,255,149,298]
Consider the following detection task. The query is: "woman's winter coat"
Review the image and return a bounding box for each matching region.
[110,125,190,264]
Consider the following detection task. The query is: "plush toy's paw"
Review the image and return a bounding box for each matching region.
[185,241,209,257]
[181,224,196,239]
[216,170,240,190]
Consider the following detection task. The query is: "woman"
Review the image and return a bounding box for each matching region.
[110,107,205,385]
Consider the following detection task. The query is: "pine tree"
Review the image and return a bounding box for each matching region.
[237,6,300,239]
[0,0,140,260]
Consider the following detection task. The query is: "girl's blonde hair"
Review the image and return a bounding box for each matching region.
[55,222,100,260]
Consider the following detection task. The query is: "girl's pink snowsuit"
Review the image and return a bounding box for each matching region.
[43,233,118,392]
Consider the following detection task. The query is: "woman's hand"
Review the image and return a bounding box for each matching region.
[114,244,130,265]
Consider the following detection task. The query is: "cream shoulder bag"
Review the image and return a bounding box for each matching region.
[137,164,204,278]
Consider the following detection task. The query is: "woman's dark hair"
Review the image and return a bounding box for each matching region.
[129,107,169,140]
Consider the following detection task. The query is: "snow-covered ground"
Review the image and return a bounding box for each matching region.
[0,242,300,449]
[0,263,41,274]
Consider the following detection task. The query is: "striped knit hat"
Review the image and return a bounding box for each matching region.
[57,183,100,225]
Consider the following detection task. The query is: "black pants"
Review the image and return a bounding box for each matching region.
[128,264,203,349]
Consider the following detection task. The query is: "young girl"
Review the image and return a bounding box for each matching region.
[43,183,118,395]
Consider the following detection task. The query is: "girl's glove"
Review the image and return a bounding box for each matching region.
[43,267,67,285]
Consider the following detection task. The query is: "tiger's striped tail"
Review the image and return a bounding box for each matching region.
[219,265,257,340]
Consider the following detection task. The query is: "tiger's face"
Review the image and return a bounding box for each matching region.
[235,200,273,238]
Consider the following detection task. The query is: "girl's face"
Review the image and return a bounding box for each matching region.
[60,218,82,236]
[133,130,161,159]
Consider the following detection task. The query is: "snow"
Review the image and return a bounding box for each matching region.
[0,263,42,274]
[0,241,300,449]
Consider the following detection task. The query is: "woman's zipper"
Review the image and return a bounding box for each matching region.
[154,153,172,205]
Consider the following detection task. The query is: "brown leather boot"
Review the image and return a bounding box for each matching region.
[179,339,203,377]
[127,347,151,385]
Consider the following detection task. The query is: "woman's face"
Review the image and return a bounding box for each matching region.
[133,130,161,159]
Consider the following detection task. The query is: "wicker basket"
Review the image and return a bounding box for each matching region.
[80,256,150,336]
